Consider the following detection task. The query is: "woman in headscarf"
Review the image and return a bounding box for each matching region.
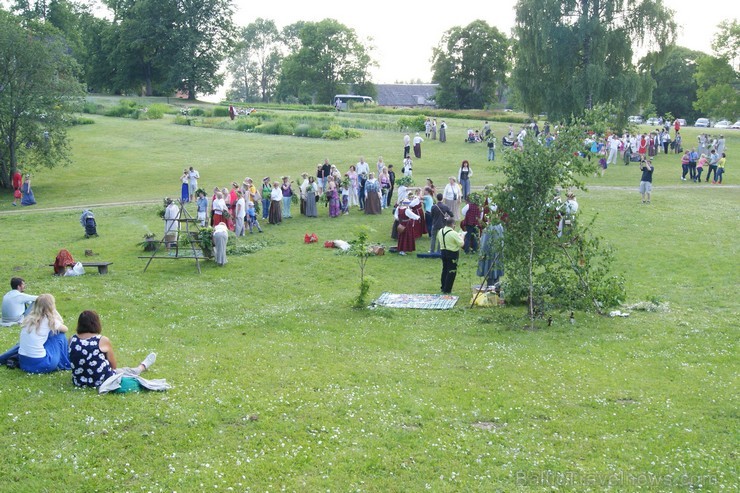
[363,172,382,215]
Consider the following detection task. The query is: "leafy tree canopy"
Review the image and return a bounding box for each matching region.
[648,46,702,123]
[276,19,375,105]
[512,0,677,121]
[431,20,509,110]
[693,55,739,120]
[0,9,84,189]
[227,18,283,103]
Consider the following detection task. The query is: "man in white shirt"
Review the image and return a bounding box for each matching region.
[188,166,200,202]
[403,134,411,159]
[607,135,620,166]
[1,278,37,325]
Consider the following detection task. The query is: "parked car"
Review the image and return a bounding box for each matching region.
[713,120,731,129]
[731,121,740,129]
[694,118,710,127]
[628,115,644,124]
[675,119,687,127]
[646,117,661,126]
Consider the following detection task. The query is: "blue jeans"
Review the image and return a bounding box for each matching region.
[0,343,20,365]
[282,197,292,218]
[261,198,270,219]
[463,226,479,253]
[488,147,495,161]
[460,179,470,200]
[716,168,724,183]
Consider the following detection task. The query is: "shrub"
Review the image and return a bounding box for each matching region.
[189,107,206,117]
[323,125,347,140]
[69,116,95,125]
[307,127,324,138]
[294,123,311,137]
[235,119,260,132]
[345,128,362,139]
[323,125,361,140]
[145,103,170,119]
[212,106,230,117]
[82,102,101,114]
[105,103,138,118]
[174,115,192,126]
[398,115,426,132]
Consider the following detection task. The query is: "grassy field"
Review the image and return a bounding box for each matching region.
[0,103,737,492]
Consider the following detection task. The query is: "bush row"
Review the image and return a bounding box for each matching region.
[175,113,362,140]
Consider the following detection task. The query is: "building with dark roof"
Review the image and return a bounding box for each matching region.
[375,84,438,108]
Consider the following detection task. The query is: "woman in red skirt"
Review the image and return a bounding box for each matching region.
[395,198,421,256]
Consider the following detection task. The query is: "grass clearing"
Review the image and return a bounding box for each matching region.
[0,102,737,491]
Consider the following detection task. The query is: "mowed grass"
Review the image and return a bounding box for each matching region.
[0,106,737,492]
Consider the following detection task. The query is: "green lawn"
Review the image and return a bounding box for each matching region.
[0,105,737,492]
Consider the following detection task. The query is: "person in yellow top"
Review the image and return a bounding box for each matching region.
[437,217,465,294]
[715,152,726,184]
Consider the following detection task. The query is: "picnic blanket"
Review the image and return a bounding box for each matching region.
[372,292,458,310]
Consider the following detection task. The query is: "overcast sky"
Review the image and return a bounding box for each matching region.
[233,0,734,84]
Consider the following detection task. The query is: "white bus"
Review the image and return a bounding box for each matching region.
[334,94,374,111]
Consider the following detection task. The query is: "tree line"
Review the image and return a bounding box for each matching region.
[0,0,737,188]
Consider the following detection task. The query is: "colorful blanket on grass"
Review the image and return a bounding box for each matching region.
[372,292,458,310]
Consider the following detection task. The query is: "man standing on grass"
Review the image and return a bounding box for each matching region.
[188,166,200,202]
[607,134,620,167]
[639,159,654,204]
[438,217,465,294]
[429,194,453,253]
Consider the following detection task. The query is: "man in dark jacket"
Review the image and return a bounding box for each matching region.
[429,193,453,253]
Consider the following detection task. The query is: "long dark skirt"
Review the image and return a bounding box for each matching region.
[414,143,421,158]
[269,200,282,224]
[305,191,318,217]
[364,192,382,215]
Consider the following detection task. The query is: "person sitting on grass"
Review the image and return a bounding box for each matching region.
[1,277,37,326]
[70,310,156,388]
[0,294,71,373]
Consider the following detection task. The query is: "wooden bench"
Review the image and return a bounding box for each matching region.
[49,262,113,275]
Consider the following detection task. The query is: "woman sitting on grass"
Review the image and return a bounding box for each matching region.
[0,294,72,373]
[70,310,155,388]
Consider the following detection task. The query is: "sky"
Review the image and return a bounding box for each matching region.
[232,0,736,84]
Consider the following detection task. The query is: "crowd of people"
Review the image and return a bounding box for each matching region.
[0,277,159,391]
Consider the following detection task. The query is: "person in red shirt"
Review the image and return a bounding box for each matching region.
[11,169,22,206]
[461,196,482,253]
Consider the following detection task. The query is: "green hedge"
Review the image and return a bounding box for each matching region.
[212,106,231,117]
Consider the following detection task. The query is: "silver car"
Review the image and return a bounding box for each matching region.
[695,118,710,127]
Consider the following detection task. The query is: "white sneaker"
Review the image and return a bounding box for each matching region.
[141,353,156,370]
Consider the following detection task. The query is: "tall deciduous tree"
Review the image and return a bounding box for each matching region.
[105,0,179,96]
[649,46,701,123]
[512,0,676,120]
[712,19,739,72]
[170,0,235,100]
[226,18,283,103]
[0,10,84,189]
[431,20,509,109]
[693,55,739,120]
[277,19,375,105]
